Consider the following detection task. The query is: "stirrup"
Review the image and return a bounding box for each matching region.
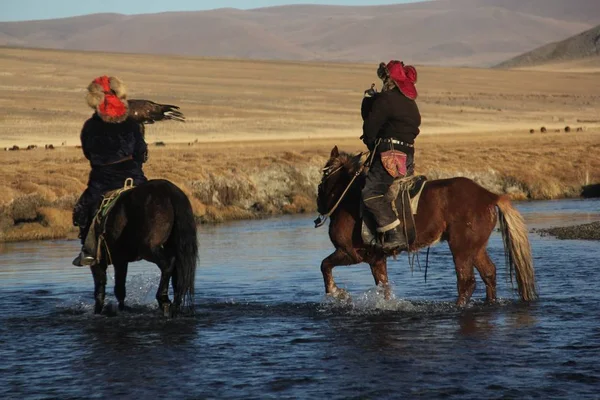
[73,251,96,267]
[382,229,408,252]
[382,241,406,252]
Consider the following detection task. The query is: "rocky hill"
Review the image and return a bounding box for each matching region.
[496,23,600,68]
[2,0,600,66]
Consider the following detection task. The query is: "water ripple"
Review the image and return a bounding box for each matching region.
[1,200,600,399]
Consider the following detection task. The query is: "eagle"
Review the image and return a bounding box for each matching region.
[127,99,185,125]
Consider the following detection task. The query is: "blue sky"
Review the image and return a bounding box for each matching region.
[1,1,425,22]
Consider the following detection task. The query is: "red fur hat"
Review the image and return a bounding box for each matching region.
[86,76,129,123]
[379,60,418,100]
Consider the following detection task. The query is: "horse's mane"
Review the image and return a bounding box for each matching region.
[337,151,368,175]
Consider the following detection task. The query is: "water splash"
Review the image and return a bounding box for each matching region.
[319,285,419,314]
[125,273,160,306]
[56,272,161,315]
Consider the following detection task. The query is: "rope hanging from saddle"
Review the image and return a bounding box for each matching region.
[94,178,136,265]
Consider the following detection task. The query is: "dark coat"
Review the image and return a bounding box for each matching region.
[73,114,148,233]
[81,113,148,167]
[361,88,421,153]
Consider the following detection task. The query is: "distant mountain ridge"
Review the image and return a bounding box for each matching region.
[1,0,600,66]
[495,24,600,68]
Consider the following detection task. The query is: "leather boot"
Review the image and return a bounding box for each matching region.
[382,228,408,252]
[73,223,97,267]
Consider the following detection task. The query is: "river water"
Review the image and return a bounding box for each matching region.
[1,199,599,399]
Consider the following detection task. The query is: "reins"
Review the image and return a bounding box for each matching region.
[314,161,364,228]
[314,143,379,228]
[93,178,135,266]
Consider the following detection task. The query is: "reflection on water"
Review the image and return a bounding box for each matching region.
[517,198,600,228]
[0,198,599,398]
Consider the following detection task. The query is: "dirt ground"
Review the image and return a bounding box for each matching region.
[1,47,599,148]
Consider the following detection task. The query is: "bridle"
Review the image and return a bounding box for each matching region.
[314,153,368,228]
[320,165,344,181]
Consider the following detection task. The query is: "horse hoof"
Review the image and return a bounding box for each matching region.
[162,303,172,318]
[118,302,125,311]
[170,304,181,317]
[456,299,469,308]
[329,288,351,302]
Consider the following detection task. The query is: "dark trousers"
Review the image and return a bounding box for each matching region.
[73,160,147,245]
[361,151,414,231]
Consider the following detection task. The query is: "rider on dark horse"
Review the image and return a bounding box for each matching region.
[360,60,421,252]
[72,76,148,267]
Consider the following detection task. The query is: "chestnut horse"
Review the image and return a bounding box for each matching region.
[316,147,537,306]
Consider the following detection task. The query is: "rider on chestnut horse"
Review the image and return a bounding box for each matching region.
[315,61,537,305]
[360,60,421,252]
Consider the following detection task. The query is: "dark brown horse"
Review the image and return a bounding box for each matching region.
[316,147,537,306]
[90,179,197,316]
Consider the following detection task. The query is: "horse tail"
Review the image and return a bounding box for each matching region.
[496,195,537,302]
[169,185,198,311]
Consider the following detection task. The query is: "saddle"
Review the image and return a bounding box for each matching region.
[361,175,427,248]
[85,178,136,264]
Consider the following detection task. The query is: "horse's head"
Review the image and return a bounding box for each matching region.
[317,146,362,215]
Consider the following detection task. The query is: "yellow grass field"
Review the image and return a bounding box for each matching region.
[1,47,599,242]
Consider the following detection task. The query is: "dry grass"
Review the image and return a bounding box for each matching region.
[2,132,599,242]
[1,47,599,241]
[517,57,600,73]
[1,47,599,148]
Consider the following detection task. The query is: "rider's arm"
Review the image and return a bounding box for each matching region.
[362,95,389,148]
[80,119,93,161]
[132,123,148,164]
[361,95,377,122]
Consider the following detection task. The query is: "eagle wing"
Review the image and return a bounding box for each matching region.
[127,99,185,124]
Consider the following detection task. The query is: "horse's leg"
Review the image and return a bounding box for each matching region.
[450,247,476,307]
[171,265,181,312]
[321,248,360,299]
[474,248,497,304]
[114,261,129,311]
[90,261,108,314]
[152,249,176,317]
[368,256,391,300]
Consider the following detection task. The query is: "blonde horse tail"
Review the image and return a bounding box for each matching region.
[496,195,538,301]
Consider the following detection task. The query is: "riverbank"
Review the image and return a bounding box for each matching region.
[2,131,599,242]
[536,222,600,241]
[2,48,599,242]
